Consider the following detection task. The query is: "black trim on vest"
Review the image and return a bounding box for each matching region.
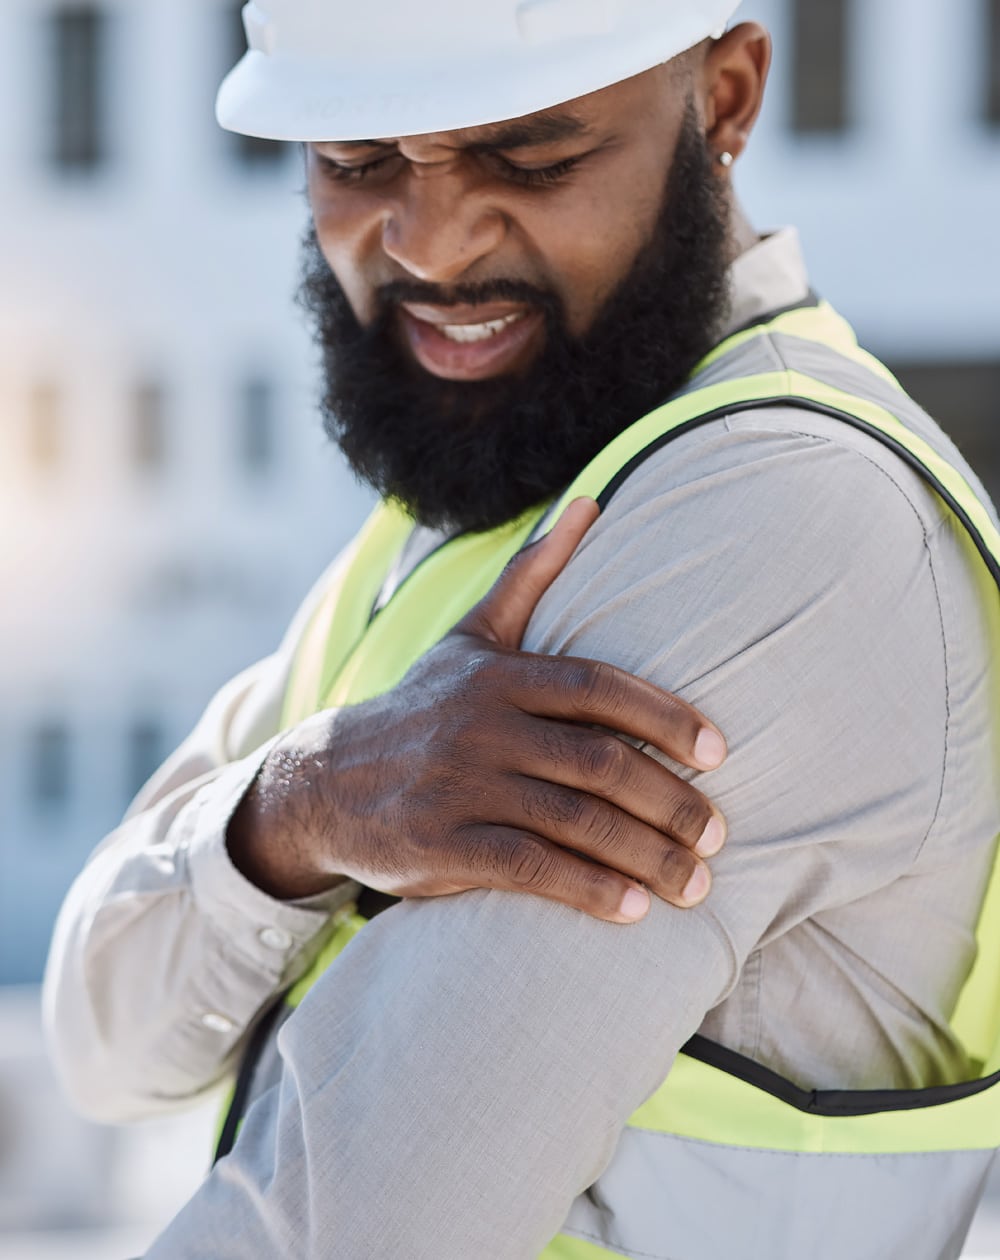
[356,886,402,918]
[214,891,397,1161]
[596,396,1000,589]
[224,366,1000,1146]
[369,296,826,617]
[681,1033,1000,1116]
[603,389,1000,1115]
[214,995,289,1164]
[368,534,456,627]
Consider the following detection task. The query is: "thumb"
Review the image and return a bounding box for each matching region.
[458,497,600,648]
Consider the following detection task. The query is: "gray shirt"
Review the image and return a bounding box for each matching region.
[44,231,1000,1256]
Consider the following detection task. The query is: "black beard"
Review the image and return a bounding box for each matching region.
[298,105,732,534]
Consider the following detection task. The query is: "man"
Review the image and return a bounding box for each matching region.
[44,2,1000,1257]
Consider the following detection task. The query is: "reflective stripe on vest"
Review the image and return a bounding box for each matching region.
[219,301,1000,1260]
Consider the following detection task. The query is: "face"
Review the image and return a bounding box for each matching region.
[301,65,736,533]
[308,66,706,373]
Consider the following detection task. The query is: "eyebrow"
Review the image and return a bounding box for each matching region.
[471,112,590,151]
[332,110,590,154]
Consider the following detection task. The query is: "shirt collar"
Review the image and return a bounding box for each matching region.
[722,228,811,338]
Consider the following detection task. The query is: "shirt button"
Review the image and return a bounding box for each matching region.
[259,926,293,952]
[200,1012,235,1034]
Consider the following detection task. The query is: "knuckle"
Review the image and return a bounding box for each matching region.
[574,797,624,853]
[572,660,622,715]
[524,783,574,827]
[655,843,696,893]
[523,653,556,693]
[447,823,486,874]
[535,721,573,767]
[503,838,556,890]
[664,791,710,843]
[579,865,626,917]
[581,735,630,793]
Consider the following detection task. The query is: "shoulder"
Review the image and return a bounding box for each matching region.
[525,402,991,884]
[612,401,950,554]
[530,404,952,688]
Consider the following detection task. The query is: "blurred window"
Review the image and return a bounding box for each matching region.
[33,723,71,808]
[241,377,275,473]
[790,0,850,134]
[49,5,108,171]
[987,0,1000,124]
[225,2,288,167]
[28,381,62,472]
[891,361,1000,509]
[127,719,164,799]
[133,381,167,473]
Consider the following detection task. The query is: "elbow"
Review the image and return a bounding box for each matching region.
[42,990,150,1124]
[50,1056,149,1126]
[44,1018,209,1125]
[41,959,187,1125]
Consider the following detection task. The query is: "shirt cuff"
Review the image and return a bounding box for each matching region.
[184,742,360,984]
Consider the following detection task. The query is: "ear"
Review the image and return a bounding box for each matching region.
[700,22,771,166]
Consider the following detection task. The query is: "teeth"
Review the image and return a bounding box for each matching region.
[439,313,523,343]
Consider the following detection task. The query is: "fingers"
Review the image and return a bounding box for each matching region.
[509,776,716,909]
[450,494,726,773]
[505,654,727,773]
[457,497,599,649]
[468,826,657,924]
[514,724,724,851]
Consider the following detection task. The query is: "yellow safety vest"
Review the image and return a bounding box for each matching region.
[218,300,1000,1260]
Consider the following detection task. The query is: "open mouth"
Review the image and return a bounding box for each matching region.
[435,312,525,343]
[398,302,544,381]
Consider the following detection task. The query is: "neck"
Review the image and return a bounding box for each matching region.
[727,202,760,262]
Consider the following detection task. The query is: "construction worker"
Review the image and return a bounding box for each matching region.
[44,2,1000,1257]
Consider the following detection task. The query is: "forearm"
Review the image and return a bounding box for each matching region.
[146,889,734,1259]
[42,556,364,1121]
[42,747,355,1122]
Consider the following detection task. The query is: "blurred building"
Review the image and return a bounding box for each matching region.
[0,0,998,987]
[0,0,375,985]
[740,0,1000,504]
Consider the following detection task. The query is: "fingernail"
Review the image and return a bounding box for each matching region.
[694,728,727,770]
[620,887,650,921]
[568,495,598,514]
[562,497,598,529]
[682,865,711,905]
[695,814,726,858]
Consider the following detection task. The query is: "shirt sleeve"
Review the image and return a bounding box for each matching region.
[42,550,361,1123]
[142,415,955,1257]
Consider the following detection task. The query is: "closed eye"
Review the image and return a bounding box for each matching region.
[485,153,582,187]
[315,152,401,184]
[315,149,583,188]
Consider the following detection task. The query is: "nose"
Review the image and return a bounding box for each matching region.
[381,168,506,284]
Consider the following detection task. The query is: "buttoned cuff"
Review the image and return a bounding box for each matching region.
[184,743,360,988]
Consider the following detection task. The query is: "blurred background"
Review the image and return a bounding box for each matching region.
[0,0,998,1254]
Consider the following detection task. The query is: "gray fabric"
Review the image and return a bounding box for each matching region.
[142,248,1000,1258]
[216,1000,295,1160]
[534,334,1000,1096]
[45,230,1000,1256]
[42,230,814,1124]
[562,1128,994,1260]
[693,327,999,531]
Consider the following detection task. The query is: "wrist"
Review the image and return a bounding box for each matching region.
[227,732,345,901]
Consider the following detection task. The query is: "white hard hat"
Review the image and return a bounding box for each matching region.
[217,0,743,142]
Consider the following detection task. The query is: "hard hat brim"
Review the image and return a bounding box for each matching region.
[216,3,741,142]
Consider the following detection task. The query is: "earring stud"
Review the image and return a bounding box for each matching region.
[718,151,734,168]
